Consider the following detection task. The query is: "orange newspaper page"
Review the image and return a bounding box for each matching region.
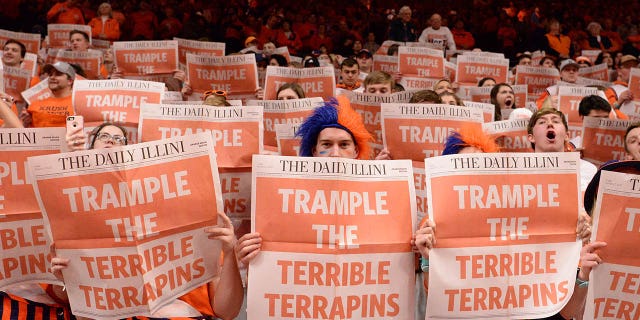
[186,53,258,98]
[263,66,336,100]
[47,24,91,49]
[246,97,323,147]
[219,167,252,222]
[483,119,533,152]
[463,101,495,123]
[275,123,300,156]
[0,128,64,289]
[91,39,110,51]
[372,54,398,73]
[515,65,560,98]
[455,54,509,84]
[0,29,41,54]
[558,86,598,125]
[27,133,223,319]
[398,46,445,78]
[347,91,414,144]
[584,170,640,319]
[622,101,640,121]
[272,46,291,63]
[72,79,165,142]
[3,66,31,102]
[581,117,632,165]
[381,103,484,160]
[376,40,404,55]
[628,68,640,102]
[54,50,103,79]
[576,76,610,88]
[413,160,428,226]
[513,84,529,106]
[582,50,601,64]
[0,63,4,91]
[174,37,224,67]
[21,78,51,105]
[445,60,456,82]
[469,86,492,104]
[399,76,437,91]
[578,63,609,81]
[138,103,263,168]
[424,152,582,319]
[248,155,416,320]
[22,52,39,77]
[113,40,179,76]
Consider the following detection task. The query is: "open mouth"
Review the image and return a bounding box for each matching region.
[546,130,556,140]
[504,98,513,107]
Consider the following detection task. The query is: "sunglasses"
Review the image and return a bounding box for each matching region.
[203,90,227,100]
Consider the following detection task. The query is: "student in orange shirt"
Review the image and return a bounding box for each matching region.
[23,62,75,128]
[68,29,109,79]
[88,2,121,42]
[47,0,85,24]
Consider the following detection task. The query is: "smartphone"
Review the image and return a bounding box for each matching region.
[66,115,84,132]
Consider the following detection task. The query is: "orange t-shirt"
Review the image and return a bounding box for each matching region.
[47,2,85,24]
[27,95,73,127]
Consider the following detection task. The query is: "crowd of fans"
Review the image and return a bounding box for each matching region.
[3,0,640,63]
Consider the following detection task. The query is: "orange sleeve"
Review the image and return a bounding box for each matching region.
[604,87,618,105]
[535,91,550,109]
[47,3,63,22]
[100,64,109,79]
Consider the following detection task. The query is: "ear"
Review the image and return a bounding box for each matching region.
[353,145,359,159]
[526,133,535,144]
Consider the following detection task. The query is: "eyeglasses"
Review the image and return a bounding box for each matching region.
[96,132,127,145]
[203,90,227,100]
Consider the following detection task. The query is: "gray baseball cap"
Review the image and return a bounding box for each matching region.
[43,61,76,78]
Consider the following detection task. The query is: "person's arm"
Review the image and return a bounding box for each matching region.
[447,29,457,52]
[47,2,64,22]
[0,94,23,128]
[413,219,436,293]
[205,212,244,320]
[559,241,607,319]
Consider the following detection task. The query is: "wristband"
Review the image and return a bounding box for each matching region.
[420,257,429,272]
[575,277,589,288]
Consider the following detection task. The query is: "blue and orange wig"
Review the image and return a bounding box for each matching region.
[442,125,499,155]
[296,96,373,160]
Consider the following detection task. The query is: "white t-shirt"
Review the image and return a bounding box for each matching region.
[418,26,456,52]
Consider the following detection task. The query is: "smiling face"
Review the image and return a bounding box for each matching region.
[2,43,24,66]
[312,127,358,158]
[527,113,569,152]
[48,70,72,93]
